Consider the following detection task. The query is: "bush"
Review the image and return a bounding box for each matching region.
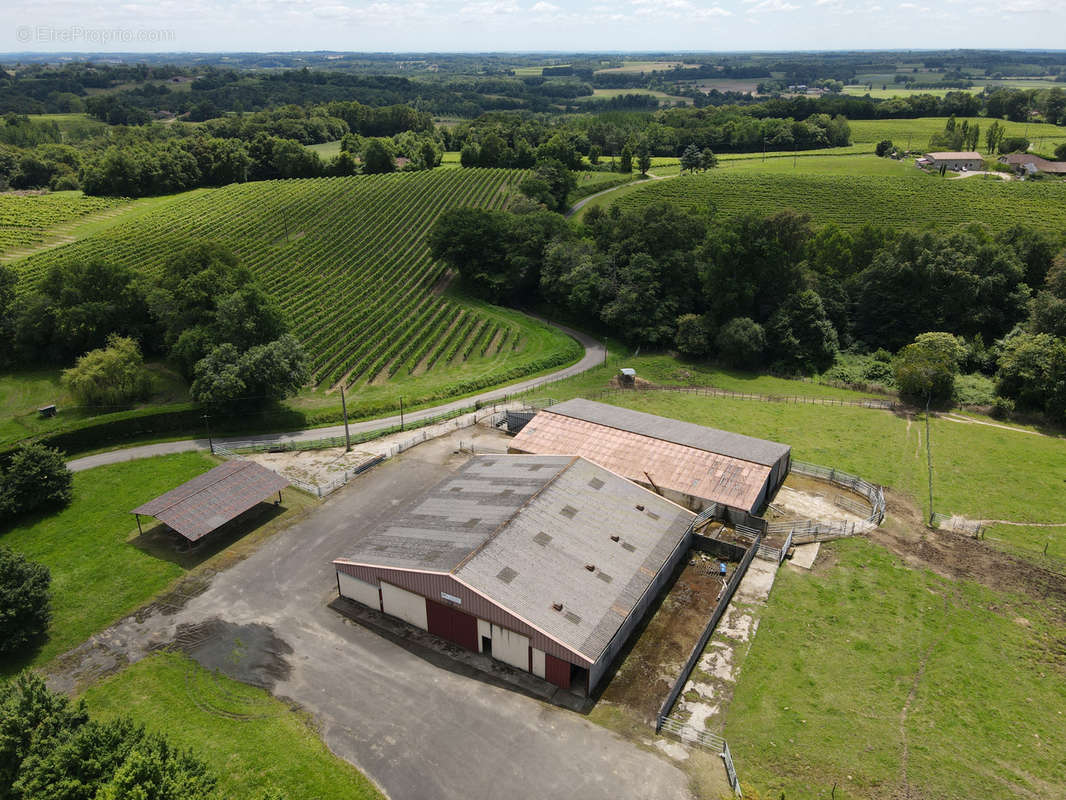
[990,396,1015,419]
[61,334,153,407]
[875,139,894,157]
[0,547,51,655]
[0,442,73,521]
[715,317,766,369]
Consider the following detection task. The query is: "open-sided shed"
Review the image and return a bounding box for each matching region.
[131,460,289,542]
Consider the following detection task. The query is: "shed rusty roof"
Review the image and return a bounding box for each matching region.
[509,399,788,512]
[131,460,289,542]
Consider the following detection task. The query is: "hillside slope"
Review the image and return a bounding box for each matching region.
[14,170,577,392]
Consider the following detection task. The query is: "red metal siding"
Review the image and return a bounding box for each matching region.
[544,653,571,690]
[335,562,591,668]
[426,599,478,651]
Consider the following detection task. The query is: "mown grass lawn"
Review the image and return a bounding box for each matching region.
[725,537,1066,800]
[82,653,383,800]
[0,452,313,673]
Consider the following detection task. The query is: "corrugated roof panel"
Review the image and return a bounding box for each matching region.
[510,409,776,512]
[130,461,289,542]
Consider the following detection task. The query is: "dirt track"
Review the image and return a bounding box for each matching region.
[869,491,1066,612]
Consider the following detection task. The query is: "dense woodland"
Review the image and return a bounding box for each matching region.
[430,200,1066,420]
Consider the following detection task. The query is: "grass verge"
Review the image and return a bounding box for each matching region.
[81,653,384,800]
[0,452,314,673]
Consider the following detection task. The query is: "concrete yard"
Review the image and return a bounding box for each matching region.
[49,431,694,800]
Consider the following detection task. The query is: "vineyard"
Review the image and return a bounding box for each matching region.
[0,192,125,259]
[606,171,1066,233]
[13,170,580,395]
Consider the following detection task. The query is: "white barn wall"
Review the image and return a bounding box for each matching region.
[338,572,381,610]
[381,581,428,630]
[491,624,530,671]
[477,619,491,652]
[531,647,546,679]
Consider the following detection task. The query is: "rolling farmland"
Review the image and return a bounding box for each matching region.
[13,169,577,392]
[603,170,1066,233]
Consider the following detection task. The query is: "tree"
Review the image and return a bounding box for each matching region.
[893,331,963,408]
[875,139,894,157]
[699,148,717,171]
[61,334,152,407]
[522,158,576,213]
[0,548,51,656]
[995,331,1066,420]
[679,144,701,174]
[1055,142,1066,161]
[985,120,1005,155]
[767,290,839,374]
[588,145,601,165]
[191,334,308,407]
[715,317,766,368]
[619,145,633,174]
[0,443,73,522]
[361,139,395,174]
[999,136,1029,155]
[675,314,710,357]
[636,143,651,176]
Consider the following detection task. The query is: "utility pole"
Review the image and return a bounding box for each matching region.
[399,396,405,431]
[925,392,934,526]
[340,385,351,452]
[203,412,214,455]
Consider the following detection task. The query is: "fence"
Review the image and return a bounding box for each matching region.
[594,384,896,411]
[790,460,886,526]
[215,404,526,498]
[657,529,761,732]
[931,511,987,539]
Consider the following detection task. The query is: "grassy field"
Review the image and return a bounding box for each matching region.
[0,453,313,672]
[0,364,189,447]
[10,170,580,396]
[0,192,125,258]
[594,60,689,74]
[83,653,384,800]
[26,113,109,140]
[848,116,1066,151]
[726,536,1066,799]
[306,139,343,159]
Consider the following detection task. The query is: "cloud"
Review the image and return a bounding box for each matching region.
[530,1,559,10]
[744,0,801,13]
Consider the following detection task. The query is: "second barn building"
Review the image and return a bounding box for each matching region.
[333,454,695,694]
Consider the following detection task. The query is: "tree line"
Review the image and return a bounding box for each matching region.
[430,200,1066,422]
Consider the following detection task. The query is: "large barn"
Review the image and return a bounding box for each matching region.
[333,454,695,693]
[508,398,790,517]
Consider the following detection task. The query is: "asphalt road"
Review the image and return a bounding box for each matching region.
[67,319,604,472]
[54,434,693,800]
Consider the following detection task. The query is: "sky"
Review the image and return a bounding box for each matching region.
[3,0,1065,53]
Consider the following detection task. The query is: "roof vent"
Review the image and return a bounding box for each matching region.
[585,564,595,572]
[636,504,645,511]
[610,535,620,542]
[552,602,564,612]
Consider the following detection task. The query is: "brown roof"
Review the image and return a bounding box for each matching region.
[509,404,780,513]
[131,460,289,541]
[1001,153,1066,173]
[924,151,983,160]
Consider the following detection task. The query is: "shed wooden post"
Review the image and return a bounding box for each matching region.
[135,514,142,536]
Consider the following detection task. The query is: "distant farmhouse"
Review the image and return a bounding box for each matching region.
[999,153,1066,177]
[917,151,983,171]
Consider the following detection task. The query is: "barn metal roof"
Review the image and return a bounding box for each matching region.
[338,455,694,663]
[508,399,789,512]
[539,399,790,467]
[130,460,289,542]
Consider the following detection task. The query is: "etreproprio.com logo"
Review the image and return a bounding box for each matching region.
[16,25,176,45]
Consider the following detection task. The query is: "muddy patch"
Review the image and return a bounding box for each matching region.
[169,619,293,689]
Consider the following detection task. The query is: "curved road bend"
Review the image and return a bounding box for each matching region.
[565,171,674,219]
[67,320,605,472]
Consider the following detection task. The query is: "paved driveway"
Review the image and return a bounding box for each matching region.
[57,433,692,800]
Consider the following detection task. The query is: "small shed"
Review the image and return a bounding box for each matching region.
[130,460,289,542]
